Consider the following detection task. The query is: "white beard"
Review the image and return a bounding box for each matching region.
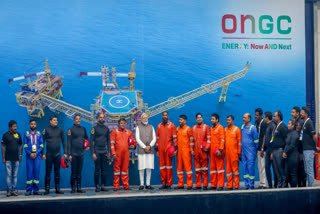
[142,121,148,125]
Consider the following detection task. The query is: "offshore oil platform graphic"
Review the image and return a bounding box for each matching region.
[8,59,251,130]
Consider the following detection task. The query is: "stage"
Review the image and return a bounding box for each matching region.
[1,182,319,214]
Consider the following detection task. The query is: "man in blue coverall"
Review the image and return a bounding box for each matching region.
[241,113,259,189]
[23,119,44,196]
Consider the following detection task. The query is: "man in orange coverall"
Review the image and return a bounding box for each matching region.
[110,118,136,191]
[192,113,210,190]
[225,115,242,190]
[176,115,194,190]
[155,111,177,189]
[210,113,225,191]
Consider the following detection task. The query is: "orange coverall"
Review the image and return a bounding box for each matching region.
[210,122,225,188]
[225,125,241,189]
[155,121,177,187]
[110,128,135,190]
[192,123,210,187]
[176,125,194,188]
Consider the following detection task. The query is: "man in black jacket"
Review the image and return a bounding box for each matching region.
[282,119,299,187]
[271,111,288,188]
[68,114,89,193]
[90,113,110,192]
[43,115,67,195]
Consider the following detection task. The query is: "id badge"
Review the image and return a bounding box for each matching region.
[270,136,273,143]
[32,145,37,152]
[299,133,303,141]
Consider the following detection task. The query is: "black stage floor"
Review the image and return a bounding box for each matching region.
[1,182,319,214]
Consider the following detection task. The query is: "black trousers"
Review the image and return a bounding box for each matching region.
[297,156,307,187]
[71,155,84,185]
[265,150,278,188]
[272,148,287,188]
[285,151,299,187]
[94,153,107,186]
[45,153,61,187]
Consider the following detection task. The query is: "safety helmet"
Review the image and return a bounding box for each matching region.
[61,157,70,169]
[200,140,207,151]
[84,139,89,149]
[167,145,175,157]
[128,136,135,146]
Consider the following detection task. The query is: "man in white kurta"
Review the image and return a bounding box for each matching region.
[136,113,156,190]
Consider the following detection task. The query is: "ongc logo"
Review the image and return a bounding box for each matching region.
[222,15,292,34]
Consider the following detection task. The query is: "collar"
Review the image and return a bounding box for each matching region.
[213,122,220,128]
[118,127,126,132]
[244,123,252,128]
[197,123,203,127]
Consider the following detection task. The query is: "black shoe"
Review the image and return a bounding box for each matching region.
[146,185,154,190]
[139,186,144,190]
[25,192,32,196]
[71,185,76,193]
[124,187,131,191]
[100,185,108,192]
[174,186,184,189]
[6,192,11,197]
[113,188,119,191]
[258,186,263,189]
[166,185,171,189]
[187,187,193,190]
[217,187,223,191]
[44,186,50,195]
[33,192,40,195]
[194,187,202,190]
[209,187,217,190]
[203,187,208,191]
[77,187,86,193]
[244,187,249,190]
[55,185,64,194]
[226,188,233,191]
[262,187,268,189]
[95,185,101,192]
[159,184,167,189]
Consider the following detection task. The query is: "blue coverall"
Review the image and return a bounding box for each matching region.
[23,130,43,193]
[241,123,259,189]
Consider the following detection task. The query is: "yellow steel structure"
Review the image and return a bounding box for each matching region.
[145,64,251,118]
[128,61,136,91]
[40,94,94,123]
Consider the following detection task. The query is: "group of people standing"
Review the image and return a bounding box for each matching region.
[1,106,319,197]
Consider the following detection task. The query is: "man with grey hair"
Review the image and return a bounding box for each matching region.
[136,113,156,190]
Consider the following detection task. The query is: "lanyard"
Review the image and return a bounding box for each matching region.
[30,133,37,145]
[301,118,310,134]
[272,121,282,138]
[258,119,264,137]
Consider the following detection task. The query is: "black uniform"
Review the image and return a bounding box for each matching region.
[67,124,88,190]
[43,126,66,190]
[90,123,110,187]
[264,121,277,188]
[271,121,288,188]
[284,129,300,187]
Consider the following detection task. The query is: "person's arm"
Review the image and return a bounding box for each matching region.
[23,133,31,156]
[90,128,95,155]
[172,124,177,149]
[284,134,294,155]
[1,144,5,164]
[253,127,259,150]
[67,129,71,157]
[150,127,156,147]
[41,129,46,156]
[219,126,225,151]
[155,124,159,151]
[106,128,111,154]
[188,128,194,152]
[205,125,211,150]
[19,134,22,162]
[237,128,242,154]
[61,129,67,156]
[37,133,44,156]
[110,130,116,156]
[135,126,146,149]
